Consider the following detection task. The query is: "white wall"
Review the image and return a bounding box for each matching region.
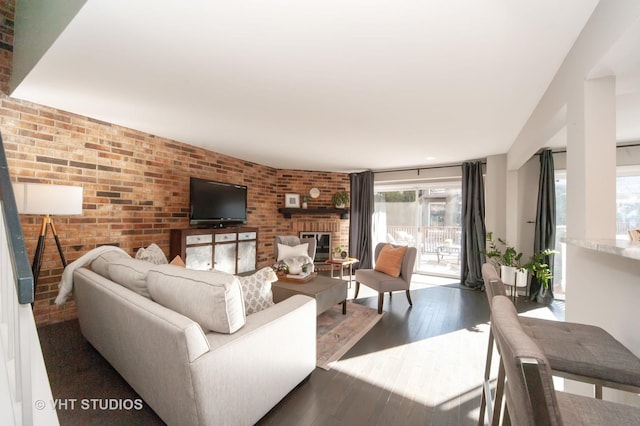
[485,155,507,239]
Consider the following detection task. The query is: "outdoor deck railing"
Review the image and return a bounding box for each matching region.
[0,133,58,425]
[386,225,462,253]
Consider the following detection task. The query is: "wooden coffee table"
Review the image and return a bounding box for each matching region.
[272,274,348,316]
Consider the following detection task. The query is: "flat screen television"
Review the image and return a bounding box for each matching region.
[189,177,248,227]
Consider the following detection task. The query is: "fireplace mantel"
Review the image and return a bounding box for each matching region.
[278,207,349,219]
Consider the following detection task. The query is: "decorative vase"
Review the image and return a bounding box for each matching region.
[340,251,348,259]
[302,201,308,209]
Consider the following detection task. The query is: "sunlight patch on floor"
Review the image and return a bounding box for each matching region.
[332,324,491,409]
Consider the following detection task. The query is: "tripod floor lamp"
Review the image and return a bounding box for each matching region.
[13,183,83,286]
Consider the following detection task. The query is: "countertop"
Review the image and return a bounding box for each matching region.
[564,238,640,261]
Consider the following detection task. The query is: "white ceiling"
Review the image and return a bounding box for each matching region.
[12,0,639,173]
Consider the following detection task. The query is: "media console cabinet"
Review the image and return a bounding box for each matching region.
[170,227,258,274]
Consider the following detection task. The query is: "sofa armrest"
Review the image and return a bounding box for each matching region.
[190,295,316,426]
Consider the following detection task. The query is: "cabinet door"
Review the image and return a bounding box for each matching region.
[237,240,257,273]
[185,245,213,270]
[214,243,237,274]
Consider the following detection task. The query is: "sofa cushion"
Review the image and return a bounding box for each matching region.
[135,243,168,265]
[147,265,246,334]
[375,244,408,277]
[238,267,277,315]
[90,249,131,279]
[108,258,155,298]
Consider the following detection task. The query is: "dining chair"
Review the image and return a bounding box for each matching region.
[491,295,640,425]
[479,263,640,426]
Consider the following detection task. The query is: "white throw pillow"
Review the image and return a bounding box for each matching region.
[147,265,246,334]
[277,243,309,262]
[238,267,277,315]
[108,258,155,298]
[135,243,168,265]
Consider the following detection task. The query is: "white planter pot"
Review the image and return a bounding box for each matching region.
[500,265,517,286]
[515,270,528,288]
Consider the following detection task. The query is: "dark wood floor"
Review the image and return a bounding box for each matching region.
[38,277,562,425]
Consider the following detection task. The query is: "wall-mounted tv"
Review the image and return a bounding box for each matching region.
[189,177,248,227]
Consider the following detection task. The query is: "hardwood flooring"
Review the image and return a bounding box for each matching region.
[38,275,561,425]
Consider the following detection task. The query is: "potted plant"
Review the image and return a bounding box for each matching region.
[522,249,556,290]
[484,232,524,286]
[301,195,309,209]
[331,191,349,208]
[334,246,348,259]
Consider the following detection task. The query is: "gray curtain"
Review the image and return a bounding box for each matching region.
[461,161,486,288]
[530,150,556,302]
[349,171,374,269]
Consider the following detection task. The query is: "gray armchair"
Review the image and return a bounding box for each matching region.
[354,243,417,314]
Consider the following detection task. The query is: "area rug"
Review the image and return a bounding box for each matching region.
[316,302,383,370]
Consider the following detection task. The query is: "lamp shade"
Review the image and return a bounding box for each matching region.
[12,183,83,215]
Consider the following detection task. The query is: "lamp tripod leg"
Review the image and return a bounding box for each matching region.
[31,215,69,289]
[49,219,68,268]
[31,216,49,285]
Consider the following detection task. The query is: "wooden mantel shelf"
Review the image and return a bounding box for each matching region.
[278,207,349,219]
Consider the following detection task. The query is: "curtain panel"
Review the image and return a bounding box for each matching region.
[530,150,556,302]
[461,161,486,288]
[349,171,374,269]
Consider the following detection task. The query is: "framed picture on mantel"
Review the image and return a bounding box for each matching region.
[285,193,300,208]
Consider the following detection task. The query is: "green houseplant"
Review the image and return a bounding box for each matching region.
[484,232,523,268]
[331,190,349,208]
[522,249,556,289]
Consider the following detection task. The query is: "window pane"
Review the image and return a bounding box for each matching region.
[617,173,640,238]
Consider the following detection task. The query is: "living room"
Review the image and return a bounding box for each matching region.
[2,1,640,425]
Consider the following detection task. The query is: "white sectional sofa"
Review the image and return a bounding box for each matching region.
[72,255,316,426]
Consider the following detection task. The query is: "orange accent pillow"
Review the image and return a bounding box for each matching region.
[374,244,408,277]
[170,255,186,267]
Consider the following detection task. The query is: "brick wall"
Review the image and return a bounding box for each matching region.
[276,169,350,254]
[0,2,351,326]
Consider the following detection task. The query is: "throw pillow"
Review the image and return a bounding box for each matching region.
[170,255,185,267]
[238,267,277,315]
[108,258,156,298]
[374,244,408,277]
[147,265,246,334]
[276,243,309,262]
[135,243,168,265]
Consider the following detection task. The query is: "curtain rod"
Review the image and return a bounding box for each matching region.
[374,160,486,175]
[541,141,640,155]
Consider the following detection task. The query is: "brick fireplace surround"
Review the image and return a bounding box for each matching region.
[0,2,350,326]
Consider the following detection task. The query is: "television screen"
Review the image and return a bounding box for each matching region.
[189,177,248,226]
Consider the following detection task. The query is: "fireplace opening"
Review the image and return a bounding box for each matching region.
[300,232,331,264]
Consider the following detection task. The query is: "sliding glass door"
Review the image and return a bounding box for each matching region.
[373,180,462,278]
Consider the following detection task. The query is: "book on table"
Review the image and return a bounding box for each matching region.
[286,271,311,279]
